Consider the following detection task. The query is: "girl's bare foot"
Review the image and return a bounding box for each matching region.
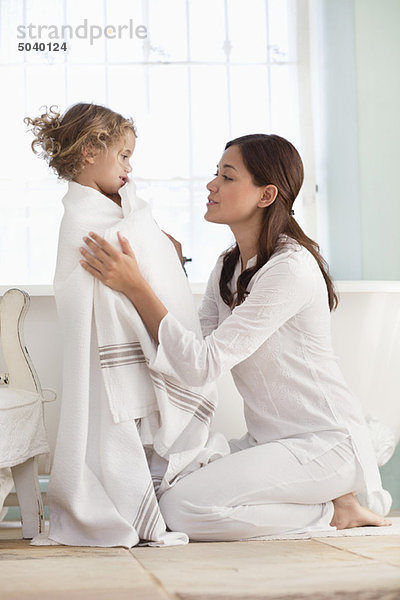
[330,493,392,529]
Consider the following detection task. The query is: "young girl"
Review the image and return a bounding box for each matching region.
[25,103,224,548]
[79,133,392,541]
[25,103,136,206]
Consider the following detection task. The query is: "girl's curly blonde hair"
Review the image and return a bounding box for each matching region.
[24,102,137,180]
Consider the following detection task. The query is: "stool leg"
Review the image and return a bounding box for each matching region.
[11,456,45,538]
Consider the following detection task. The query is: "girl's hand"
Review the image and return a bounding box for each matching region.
[79,231,143,295]
[162,231,184,266]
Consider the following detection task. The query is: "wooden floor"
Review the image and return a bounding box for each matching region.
[1,518,400,599]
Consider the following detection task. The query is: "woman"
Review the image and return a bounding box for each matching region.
[79,134,392,540]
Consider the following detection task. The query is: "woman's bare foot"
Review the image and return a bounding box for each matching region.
[330,493,392,529]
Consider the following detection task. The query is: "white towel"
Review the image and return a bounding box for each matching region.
[31,180,229,548]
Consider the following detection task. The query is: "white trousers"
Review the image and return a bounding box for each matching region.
[159,436,364,541]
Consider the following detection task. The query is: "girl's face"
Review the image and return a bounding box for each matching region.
[83,129,136,198]
[205,145,268,228]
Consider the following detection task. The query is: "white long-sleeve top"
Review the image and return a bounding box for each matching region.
[152,235,390,512]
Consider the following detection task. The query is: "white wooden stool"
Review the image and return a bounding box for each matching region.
[0,288,55,538]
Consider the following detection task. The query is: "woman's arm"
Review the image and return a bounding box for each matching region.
[124,280,167,344]
[153,252,314,386]
[80,232,314,386]
[198,258,222,338]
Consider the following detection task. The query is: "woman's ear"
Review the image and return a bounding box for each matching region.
[258,184,278,208]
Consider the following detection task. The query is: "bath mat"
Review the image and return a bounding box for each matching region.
[2,518,399,543]
[248,517,400,541]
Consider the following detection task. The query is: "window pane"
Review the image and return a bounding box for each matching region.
[0,1,24,65]
[270,65,300,144]
[0,181,64,285]
[24,0,66,65]
[67,65,107,105]
[133,65,190,179]
[228,0,267,63]
[230,65,270,136]
[189,0,225,63]
[107,64,149,122]
[24,188,64,284]
[105,0,147,63]
[190,65,230,177]
[0,189,31,284]
[0,67,25,182]
[25,65,66,124]
[0,0,306,285]
[147,0,187,62]
[267,0,293,63]
[65,0,106,63]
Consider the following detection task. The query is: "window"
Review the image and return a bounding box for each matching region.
[0,0,313,285]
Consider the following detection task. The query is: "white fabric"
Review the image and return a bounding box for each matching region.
[365,417,396,466]
[31,180,229,549]
[0,388,50,522]
[250,517,400,540]
[159,435,363,541]
[153,237,392,516]
[0,389,50,469]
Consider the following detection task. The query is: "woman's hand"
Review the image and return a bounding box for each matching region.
[79,231,143,295]
[80,230,168,343]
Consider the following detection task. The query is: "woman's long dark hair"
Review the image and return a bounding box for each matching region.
[220,134,338,311]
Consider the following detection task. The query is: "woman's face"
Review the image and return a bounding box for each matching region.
[205,145,267,228]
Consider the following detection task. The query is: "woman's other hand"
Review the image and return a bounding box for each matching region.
[162,231,184,266]
[79,231,143,295]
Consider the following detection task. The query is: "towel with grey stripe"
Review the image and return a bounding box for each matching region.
[30,180,229,550]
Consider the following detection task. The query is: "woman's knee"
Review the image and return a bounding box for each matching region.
[159,486,217,539]
[159,486,192,532]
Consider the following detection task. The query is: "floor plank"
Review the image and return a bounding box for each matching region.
[131,539,400,599]
[0,531,171,600]
[1,523,400,599]
[316,535,400,567]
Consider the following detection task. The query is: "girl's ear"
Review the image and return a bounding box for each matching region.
[258,184,278,208]
[81,144,98,165]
